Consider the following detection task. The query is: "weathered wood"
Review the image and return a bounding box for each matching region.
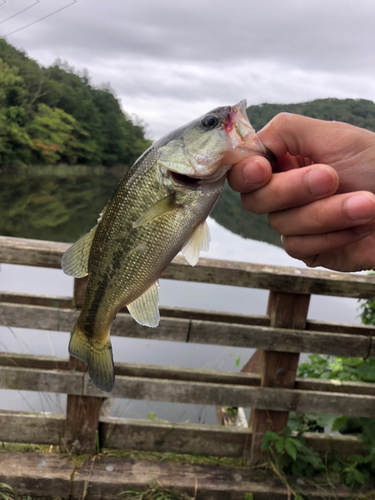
[73,276,88,307]
[0,291,73,309]
[0,410,65,444]
[0,452,77,499]
[100,417,367,459]
[0,352,69,370]
[3,353,375,398]
[65,279,103,454]
[5,289,375,337]
[2,303,375,359]
[65,357,102,454]
[2,290,375,339]
[3,235,375,298]
[0,451,367,500]
[2,366,375,417]
[100,417,251,457]
[0,409,367,461]
[250,292,311,465]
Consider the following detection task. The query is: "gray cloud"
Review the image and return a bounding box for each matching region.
[1,0,375,137]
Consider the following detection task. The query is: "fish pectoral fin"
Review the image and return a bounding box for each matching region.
[127,281,160,327]
[61,225,98,278]
[181,221,210,267]
[133,193,182,228]
[69,321,115,393]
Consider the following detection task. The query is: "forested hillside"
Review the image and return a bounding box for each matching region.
[0,40,151,168]
[211,98,375,246]
[2,39,375,247]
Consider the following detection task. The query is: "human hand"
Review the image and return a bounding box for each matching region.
[228,113,375,272]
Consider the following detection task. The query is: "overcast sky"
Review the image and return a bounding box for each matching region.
[1,0,375,139]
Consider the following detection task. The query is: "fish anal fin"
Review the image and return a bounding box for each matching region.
[181,220,210,266]
[69,321,114,393]
[127,281,160,327]
[133,193,182,228]
[61,225,97,278]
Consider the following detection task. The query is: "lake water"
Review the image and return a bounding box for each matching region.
[0,172,364,424]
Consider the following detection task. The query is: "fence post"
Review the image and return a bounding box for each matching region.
[65,277,102,454]
[247,291,311,465]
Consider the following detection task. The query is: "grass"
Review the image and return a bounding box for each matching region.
[119,485,194,500]
[102,448,245,468]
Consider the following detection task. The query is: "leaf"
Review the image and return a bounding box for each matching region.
[285,441,297,461]
[275,439,285,453]
[332,415,349,432]
[353,468,368,485]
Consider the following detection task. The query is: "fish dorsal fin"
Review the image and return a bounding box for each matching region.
[133,193,182,228]
[181,221,210,266]
[127,281,160,327]
[61,225,97,278]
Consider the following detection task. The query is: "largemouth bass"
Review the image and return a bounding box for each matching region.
[62,100,272,393]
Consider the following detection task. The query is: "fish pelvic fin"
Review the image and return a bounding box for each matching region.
[181,220,210,266]
[69,322,115,393]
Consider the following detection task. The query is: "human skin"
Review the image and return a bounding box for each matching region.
[227,113,375,272]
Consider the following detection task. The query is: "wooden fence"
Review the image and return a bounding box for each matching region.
[1,235,375,497]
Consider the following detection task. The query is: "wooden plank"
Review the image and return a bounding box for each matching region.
[2,366,375,417]
[0,236,69,268]
[65,357,103,454]
[0,410,366,460]
[2,303,375,359]
[0,291,73,309]
[0,410,64,444]
[99,417,251,457]
[3,235,375,298]
[100,418,367,460]
[0,450,365,500]
[2,290,375,336]
[2,353,375,398]
[0,352,69,370]
[0,452,77,499]
[65,278,103,454]
[249,292,310,465]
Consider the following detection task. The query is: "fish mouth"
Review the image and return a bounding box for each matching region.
[169,170,201,187]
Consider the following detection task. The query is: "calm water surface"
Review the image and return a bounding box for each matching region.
[0,172,363,424]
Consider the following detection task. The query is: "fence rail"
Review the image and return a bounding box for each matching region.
[1,235,375,468]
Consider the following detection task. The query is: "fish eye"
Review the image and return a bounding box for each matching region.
[201,114,219,130]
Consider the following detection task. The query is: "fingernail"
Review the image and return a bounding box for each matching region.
[346,193,375,221]
[307,169,336,196]
[243,161,267,185]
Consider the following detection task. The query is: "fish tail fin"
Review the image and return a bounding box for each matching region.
[69,321,115,393]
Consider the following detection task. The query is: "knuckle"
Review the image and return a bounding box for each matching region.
[282,235,305,259]
[268,212,282,231]
[271,112,293,129]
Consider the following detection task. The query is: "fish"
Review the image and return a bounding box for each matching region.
[61,100,273,393]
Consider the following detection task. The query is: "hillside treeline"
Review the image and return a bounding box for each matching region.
[212,98,375,246]
[0,40,151,169]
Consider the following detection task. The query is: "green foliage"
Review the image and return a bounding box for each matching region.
[247,98,375,132]
[262,426,324,478]
[297,353,375,383]
[296,351,375,488]
[0,483,17,500]
[0,40,151,169]
[211,97,375,247]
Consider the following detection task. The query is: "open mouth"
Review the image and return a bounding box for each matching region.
[170,171,201,186]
